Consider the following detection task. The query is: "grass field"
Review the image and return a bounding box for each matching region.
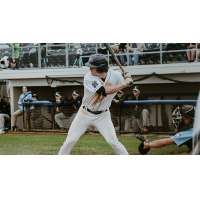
[0,134,190,155]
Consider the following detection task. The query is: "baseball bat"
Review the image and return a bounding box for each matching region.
[103,43,124,74]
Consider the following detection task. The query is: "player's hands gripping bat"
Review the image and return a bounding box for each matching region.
[124,71,131,79]
[121,71,133,88]
[121,78,133,88]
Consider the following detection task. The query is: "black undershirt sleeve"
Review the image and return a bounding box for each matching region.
[96,86,107,97]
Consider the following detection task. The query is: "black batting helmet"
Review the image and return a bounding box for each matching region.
[86,54,108,73]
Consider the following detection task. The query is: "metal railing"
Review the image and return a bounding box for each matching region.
[0,43,199,69]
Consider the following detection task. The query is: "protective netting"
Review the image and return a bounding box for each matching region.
[1,43,200,69]
[23,103,78,131]
[110,103,181,133]
[22,100,196,134]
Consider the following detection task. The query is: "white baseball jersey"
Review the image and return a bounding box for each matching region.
[82,69,124,111]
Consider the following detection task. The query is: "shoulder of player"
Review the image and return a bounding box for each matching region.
[109,69,122,77]
[84,71,98,81]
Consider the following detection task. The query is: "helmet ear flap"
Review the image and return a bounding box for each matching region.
[97,61,108,73]
[97,65,108,73]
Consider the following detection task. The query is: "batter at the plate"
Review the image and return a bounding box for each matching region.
[58,54,133,155]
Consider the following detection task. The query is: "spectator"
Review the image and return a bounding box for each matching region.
[128,43,147,65]
[12,86,32,132]
[0,95,10,134]
[47,43,53,50]
[111,90,128,131]
[118,43,128,66]
[125,85,149,133]
[6,58,18,101]
[47,43,53,54]
[20,43,30,47]
[111,45,119,53]
[28,94,43,129]
[137,105,195,155]
[55,90,82,130]
[29,43,38,68]
[6,43,19,59]
[186,43,200,62]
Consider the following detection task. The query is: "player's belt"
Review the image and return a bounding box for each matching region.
[82,106,107,115]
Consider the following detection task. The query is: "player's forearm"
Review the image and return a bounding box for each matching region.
[148,138,175,148]
[105,85,124,95]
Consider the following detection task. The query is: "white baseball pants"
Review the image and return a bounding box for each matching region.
[125,109,149,132]
[58,107,129,155]
[0,114,10,129]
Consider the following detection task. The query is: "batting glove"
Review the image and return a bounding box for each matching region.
[123,71,132,79]
[121,77,133,88]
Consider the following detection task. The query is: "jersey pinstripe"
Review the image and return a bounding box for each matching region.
[82,69,124,111]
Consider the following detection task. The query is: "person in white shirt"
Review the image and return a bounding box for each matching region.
[58,54,133,155]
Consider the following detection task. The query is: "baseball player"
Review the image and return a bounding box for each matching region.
[0,95,10,134]
[125,85,149,133]
[58,54,133,155]
[55,90,82,130]
[111,90,128,131]
[136,105,196,155]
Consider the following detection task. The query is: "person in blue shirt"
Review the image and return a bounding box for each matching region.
[136,105,195,154]
[12,86,32,132]
[6,58,18,101]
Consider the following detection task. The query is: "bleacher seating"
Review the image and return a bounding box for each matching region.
[81,44,86,48]
[138,43,189,65]
[165,43,188,61]
[18,49,24,68]
[23,48,30,67]
[60,49,66,66]
[46,53,54,67]
[89,47,96,55]
[30,51,38,68]
[3,51,11,57]
[52,50,60,66]
[0,43,194,68]
[41,47,46,59]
